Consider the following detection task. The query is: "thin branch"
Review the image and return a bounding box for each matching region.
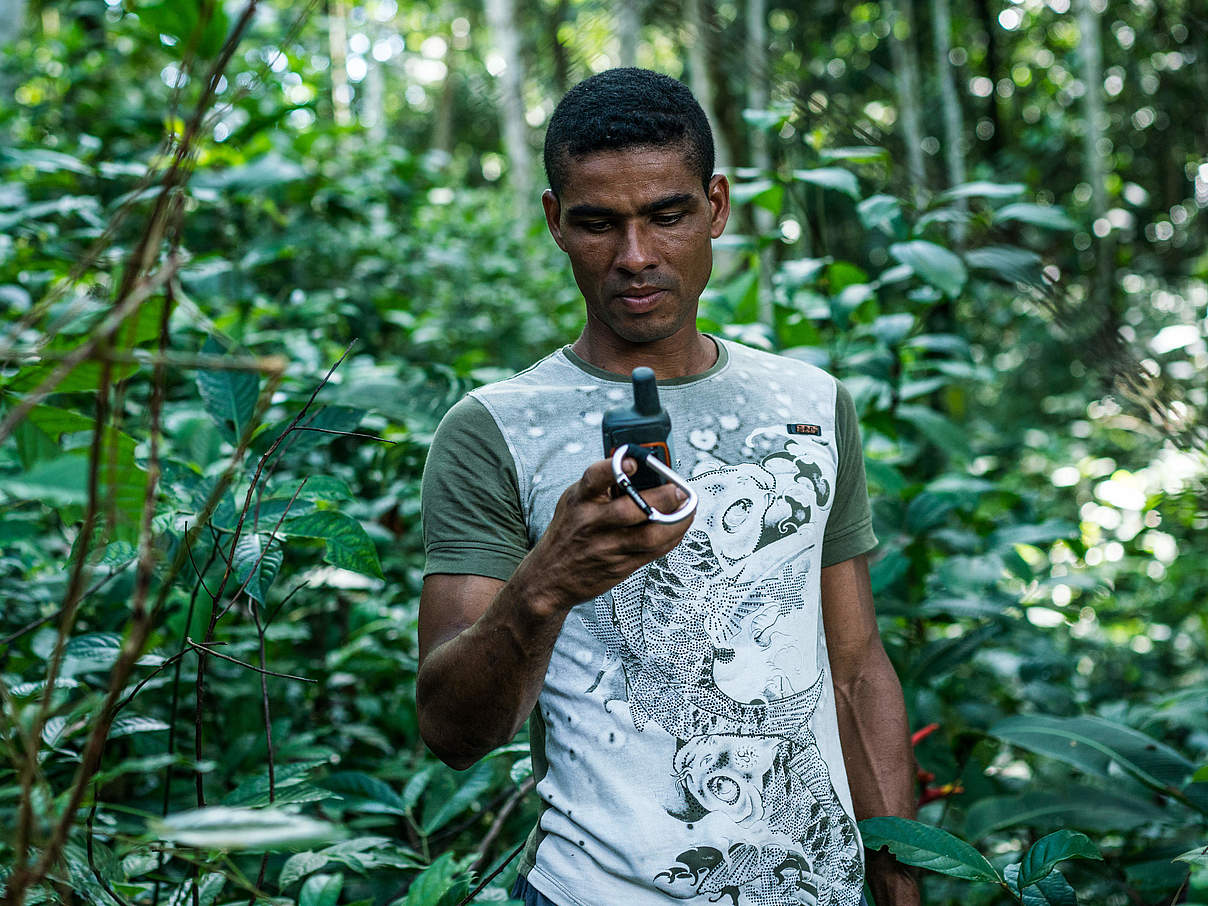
[215,477,309,623]
[267,579,309,626]
[6,347,289,374]
[184,530,217,604]
[291,426,397,444]
[87,786,133,906]
[0,563,133,654]
[183,639,316,683]
[113,650,190,715]
[13,357,114,879]
[471,776,536,875]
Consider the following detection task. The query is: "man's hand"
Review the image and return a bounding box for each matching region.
[522,456,694,614]
[416,456,694,769]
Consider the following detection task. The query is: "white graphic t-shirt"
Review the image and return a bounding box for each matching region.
[422,338,877,906]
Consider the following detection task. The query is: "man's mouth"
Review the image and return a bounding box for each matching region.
[616,286,667,310]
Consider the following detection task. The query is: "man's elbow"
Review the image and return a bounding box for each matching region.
[416,706,486,772]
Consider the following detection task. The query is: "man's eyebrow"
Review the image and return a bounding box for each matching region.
[565,193,698,219]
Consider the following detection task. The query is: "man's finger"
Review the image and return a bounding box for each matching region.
[578,456,635,499]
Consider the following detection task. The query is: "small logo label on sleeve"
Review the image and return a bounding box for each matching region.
[788,423,822,436]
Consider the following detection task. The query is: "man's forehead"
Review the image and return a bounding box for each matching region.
[556,143,703,204]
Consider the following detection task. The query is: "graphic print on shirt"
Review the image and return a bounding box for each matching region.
[583,426,864,906]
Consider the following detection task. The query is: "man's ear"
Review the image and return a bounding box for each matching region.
[542,189,567,252]
[707,174,730,239]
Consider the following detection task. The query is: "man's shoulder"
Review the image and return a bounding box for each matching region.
[715,337,838,388]
[467,346,585,403]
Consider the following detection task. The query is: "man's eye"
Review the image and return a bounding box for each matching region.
[654,213,686,226]
[581,221,612,233]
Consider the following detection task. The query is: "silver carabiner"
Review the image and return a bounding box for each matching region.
[610,443,698,524]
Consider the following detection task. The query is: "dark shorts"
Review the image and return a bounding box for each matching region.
[511,873,871,905]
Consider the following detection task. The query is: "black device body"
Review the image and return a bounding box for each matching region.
[601,367,672,490]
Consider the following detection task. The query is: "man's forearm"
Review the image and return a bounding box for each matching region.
[416,560,570,770]
[834,645,920,905]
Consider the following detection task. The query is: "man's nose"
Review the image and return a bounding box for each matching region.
[615,223,658,273]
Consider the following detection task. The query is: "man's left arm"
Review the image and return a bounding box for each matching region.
[821,552,919,906]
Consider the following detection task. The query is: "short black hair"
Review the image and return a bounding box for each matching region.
[544,68,715,197]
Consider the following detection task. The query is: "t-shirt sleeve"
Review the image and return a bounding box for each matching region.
[821,379,878,567]
[421,395,529,580]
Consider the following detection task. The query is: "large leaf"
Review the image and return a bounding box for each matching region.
[317,772,408,815]
[1017,831,1102,887]
[964,787,1169,840]
[994,203,1078,231]
[0,456,88,506]
[399,852,464,906]
[792,167,860,200]
[299,873,344,906]
[1005,864,1078,906]
[152,807,343,850]
[137,0,230,58]
[895,405,971,459]
[964,245,1045,285]
[859,817,1000,883]
[420,760,495,835]
[196,336,260,442]
[284,511,384,578]
[940,180,1026,200]
[232,532,283,604]
[889,241,968,299]
[990,714,1195,793]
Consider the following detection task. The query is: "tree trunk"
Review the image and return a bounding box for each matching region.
[932,0,967,242]
[328,0,352,127]
[1077,0,1112,309]
[971,0,1004,153]
[685,0,724,168]
[887,0,927,209]
[548,0,570,96]
[745,0,774,326]
[484,0,533,201]
[617,0,641,68]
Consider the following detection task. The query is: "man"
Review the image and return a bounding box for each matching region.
[417,68,918,906]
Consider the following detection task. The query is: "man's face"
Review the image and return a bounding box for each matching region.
[542,144,730,348]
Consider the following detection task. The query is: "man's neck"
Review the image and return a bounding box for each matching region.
[571,326,718,380]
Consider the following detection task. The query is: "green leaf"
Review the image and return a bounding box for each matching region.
[989,520,1078,550]
[318,772,408,815]
[300,873,344,906]
[965,245,1045,285]
[940,180,1027,200]
[889,241,968,299]
[137,0,230,58]
[232,532,283,604]
[792,167,860,199]
[196,336,260,442]
[819,146,888,163]
[1005,864,1078,906]
[1175,847,1208,868]
[1194,765,1208,783]
[399,852,463,906]
[729,179,783,214]
[401,765,437,814]
[420,760,494,835]
[895,405,971,459]
[254,405,365,457]
[994,202,1078,231]
[0,457,88,506]
[152,807,344,850]
[859,817,1000,883]
[284,511,384,578]
[1017,831,1102,887]
[108,716,171,738]
[990,714,1195,793]
[280,851,330,888]
[857,194,902,235]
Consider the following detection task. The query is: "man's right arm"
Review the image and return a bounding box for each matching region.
[416,457,692,770]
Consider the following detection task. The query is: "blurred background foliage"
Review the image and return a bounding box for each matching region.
[0,0,1205,903]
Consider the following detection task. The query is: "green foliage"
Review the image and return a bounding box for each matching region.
[1,0,1205,904]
